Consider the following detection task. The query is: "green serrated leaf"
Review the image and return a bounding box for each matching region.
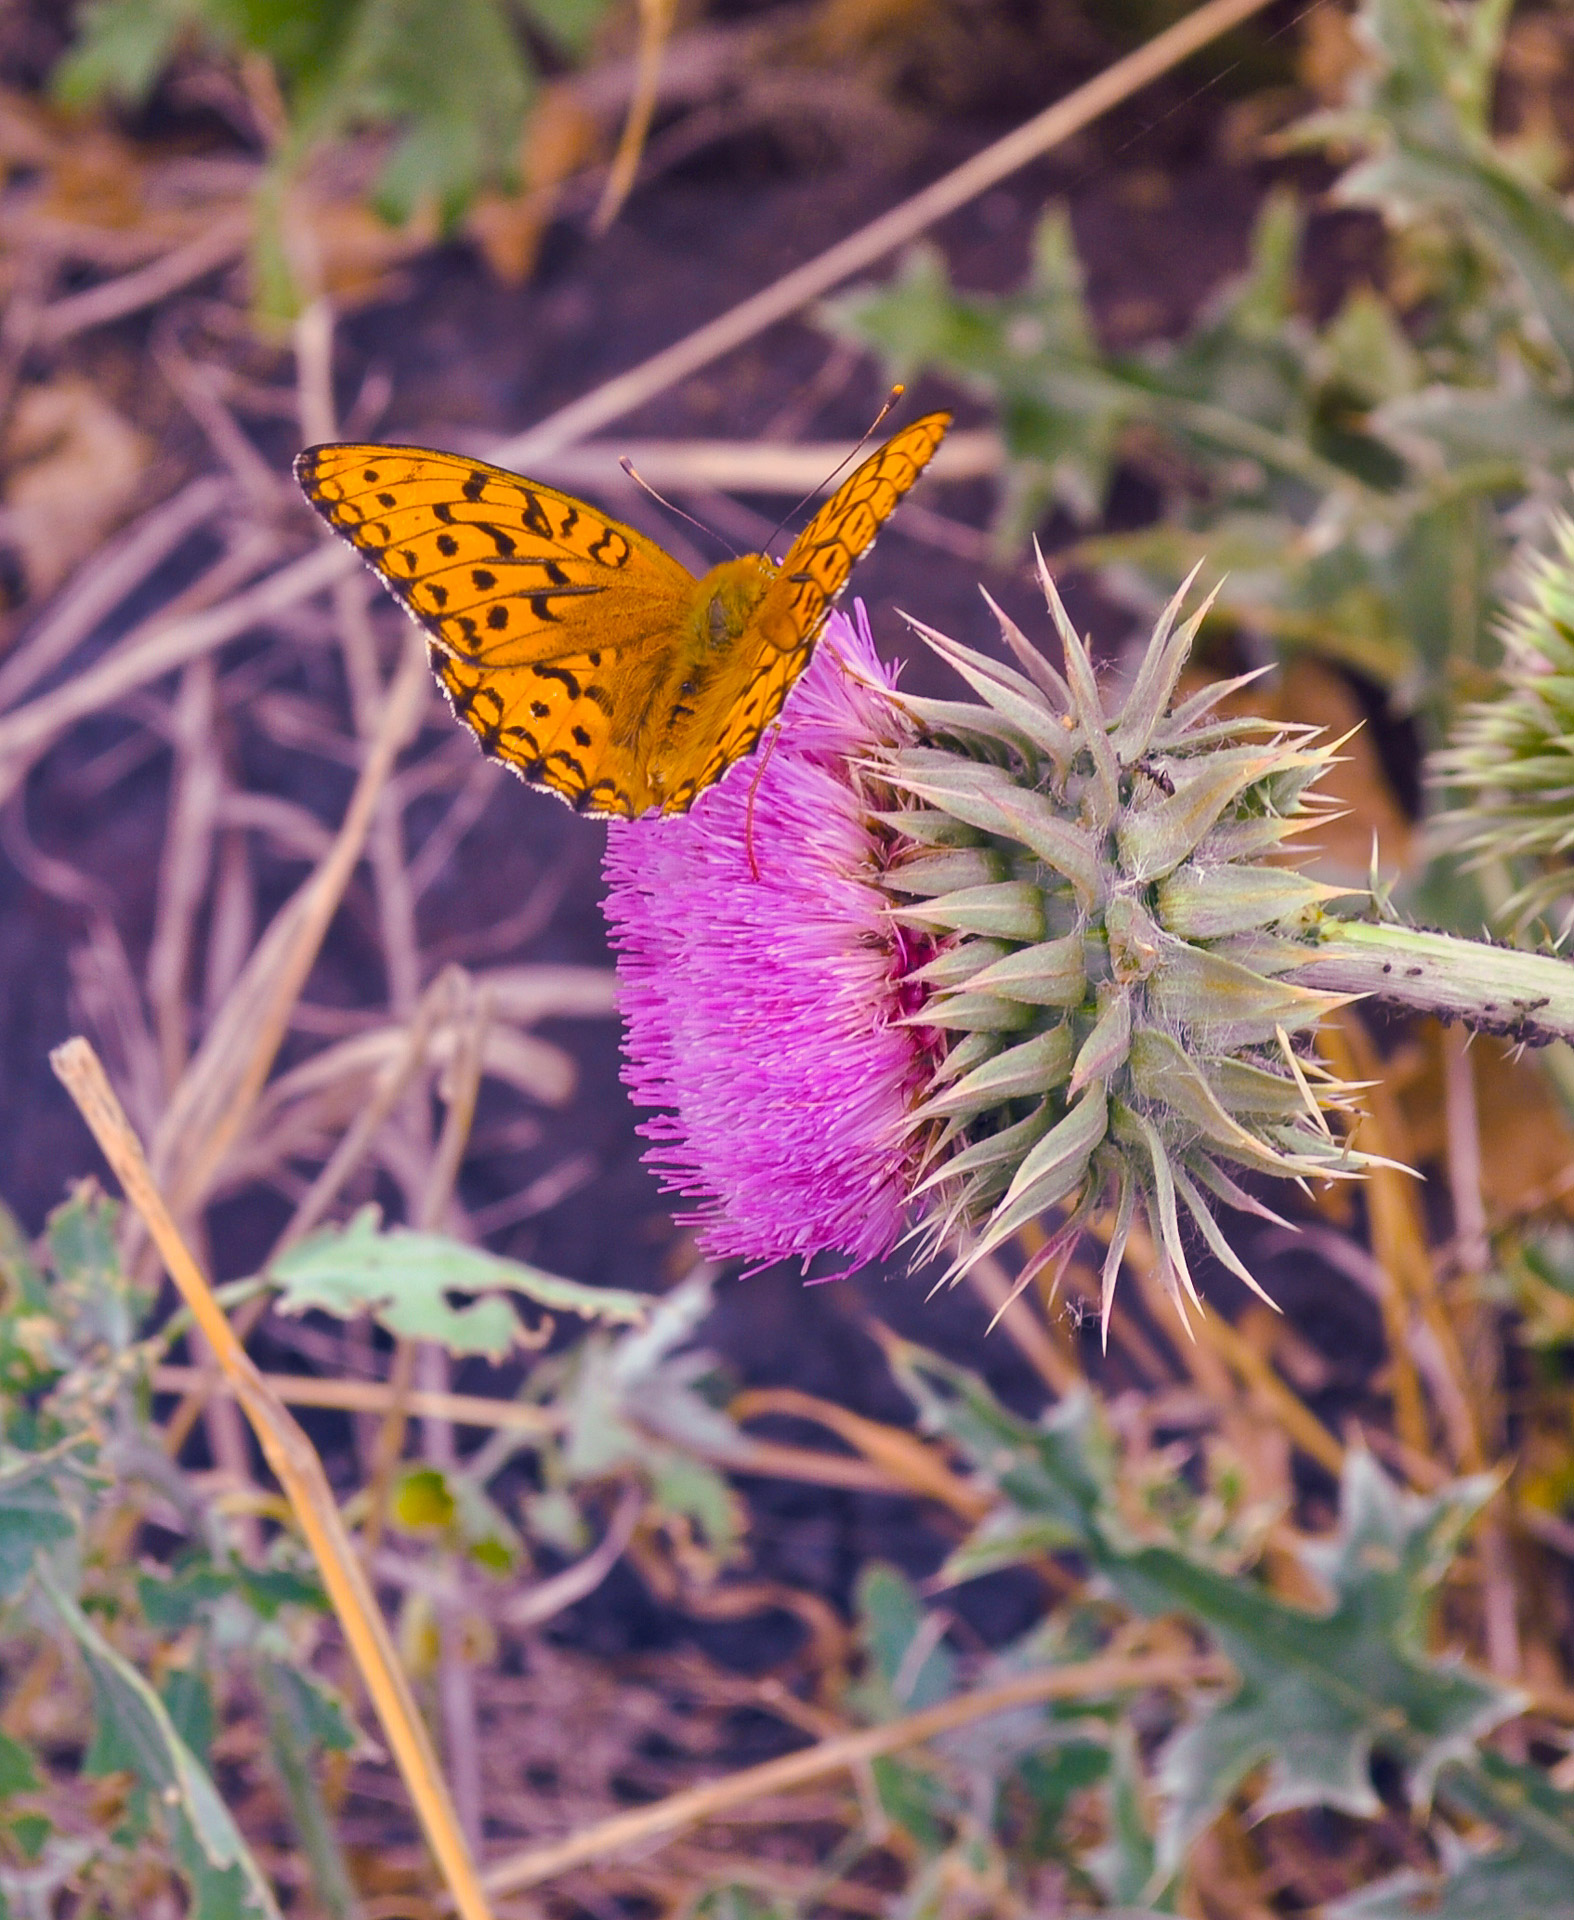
[268,1205,646,1359]
[0,1441,94,1600]
[853,1564,955,1723]
[892,1346,1519,1878]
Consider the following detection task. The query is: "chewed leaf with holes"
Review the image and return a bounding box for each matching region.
[267,1206,646,1359]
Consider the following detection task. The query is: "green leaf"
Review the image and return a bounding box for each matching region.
[1148,1453,1513,1867]
[160,1670,216,1765]
[689,1887,795,1920]
[1331,1752,1574,1918]
[891,1346,1519,1874]
[851,1564,955,1722]
[0,1441,94,1600]
[0,1729,40,1800]
[295,0,537,223]
[39,1566,282,1920]
[647,1450,742,1559]
[51,0,199,107]
[268,1205,646,1359]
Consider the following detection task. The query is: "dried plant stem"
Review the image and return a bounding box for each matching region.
[1441,1028,1522,1687]
[480,1649,1227,1896]
[0,541,348,802]
[592,0,677,232]
[50,1038,495,1920]
[274,973,458,1255]
[152,636,428,1217]
[490,0,1277,470]
[34,213,252,345]
[148,658,222,1095]
[151,1367,917,1494]
[0,474,227,713]
[728,1386,987,1518]
[517,433,998,495]
[965,1253,1080,1395]
[1322,1017,1467,1466]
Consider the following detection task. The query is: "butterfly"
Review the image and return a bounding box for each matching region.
[294,411,951,818]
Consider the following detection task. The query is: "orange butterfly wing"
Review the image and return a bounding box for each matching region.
[295,444,697,816]
[655,411,953,809]
[296,412,951,817]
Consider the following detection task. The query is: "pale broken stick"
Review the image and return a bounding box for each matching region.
[51,1037,497,1920]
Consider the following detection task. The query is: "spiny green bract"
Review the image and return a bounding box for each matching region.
[873,555,1376,1332]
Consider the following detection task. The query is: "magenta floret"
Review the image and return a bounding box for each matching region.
[602,607,930,1268]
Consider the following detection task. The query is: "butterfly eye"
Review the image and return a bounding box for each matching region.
[706,596,730,645]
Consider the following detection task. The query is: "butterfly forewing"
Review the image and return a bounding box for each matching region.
[296,412,951,818]
[663,411,953,803]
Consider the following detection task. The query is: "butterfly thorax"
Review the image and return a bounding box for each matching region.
[638,556,779,809]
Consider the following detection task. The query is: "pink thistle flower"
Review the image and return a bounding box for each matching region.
[602,606,938,1269]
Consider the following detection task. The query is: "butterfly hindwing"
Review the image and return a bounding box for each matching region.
[297,443,695,813]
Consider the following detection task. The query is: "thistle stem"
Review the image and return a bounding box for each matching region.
[1290,916,1574,1045]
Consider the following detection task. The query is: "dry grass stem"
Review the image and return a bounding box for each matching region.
[33,213,253,345]
[51,1037,496,1920]
[151,1366,922,1495]
[592,0,678,232]
[965,1253,1081,1395]
[0,474,229,712]
[479,1649,1229,1896]
[0,541,349,800]
[518,432,999,495]
[151,634,429,1218]
[487,0,1278,469]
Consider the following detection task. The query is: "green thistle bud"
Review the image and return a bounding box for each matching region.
[1433,513,1574,930]
[872,555,1376,1330]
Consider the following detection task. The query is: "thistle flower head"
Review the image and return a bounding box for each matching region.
[605,566,1376,1330]
[1432,513,1574,931]
[604,607,935,1269]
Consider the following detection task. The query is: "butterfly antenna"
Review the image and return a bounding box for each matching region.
[762,383,907,556]
[619,457,738,558]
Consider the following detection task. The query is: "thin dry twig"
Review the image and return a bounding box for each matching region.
[151,635,429,1218]
[510,432,998,495]
[0,542,348,802]
[50,1038,496,1920]
[0,475,229,714]
[592,0,678,233]
[150,1366,917,1494]
[33,213,252,346]
[479,1648,1228,1896]
[488,0,1277,470]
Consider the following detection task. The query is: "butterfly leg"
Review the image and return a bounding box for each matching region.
[743,722,784,883]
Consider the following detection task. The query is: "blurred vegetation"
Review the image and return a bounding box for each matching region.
[51,0,610,312]
[827,0,1574,765]
[6,0,1574,1914]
